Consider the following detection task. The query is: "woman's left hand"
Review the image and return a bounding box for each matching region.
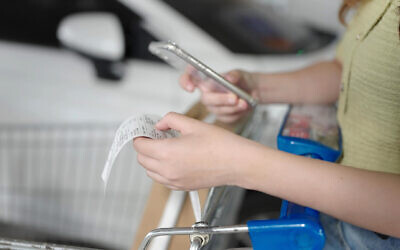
[133,112,254,190]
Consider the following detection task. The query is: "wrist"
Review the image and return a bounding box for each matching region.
[229,139,273,190]
[252,72,298,104]
[249,72,265,103]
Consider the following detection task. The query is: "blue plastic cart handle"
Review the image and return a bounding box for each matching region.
[247,171,326,250]
[247,217,325,250]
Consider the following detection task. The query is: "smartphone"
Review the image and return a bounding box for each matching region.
[148,41,258,108]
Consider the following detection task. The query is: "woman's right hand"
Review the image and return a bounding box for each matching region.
[179,67,259,123]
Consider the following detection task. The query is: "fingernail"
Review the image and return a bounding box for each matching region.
[155,121,162,128]
[186,84,193,91]
[229,95,237,104]
[239,100,247,109]
[226,75,235,82]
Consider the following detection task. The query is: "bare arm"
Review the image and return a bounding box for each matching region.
[179,60,342,123]
[134,113,400,238]
[237,142,400,238]
[254,60,342,104]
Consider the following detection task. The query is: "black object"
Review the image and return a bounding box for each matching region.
[0,0,159,61]
[92,58,125,81]
[232,190,282,248]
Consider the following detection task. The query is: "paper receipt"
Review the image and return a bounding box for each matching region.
[101,114,178,185]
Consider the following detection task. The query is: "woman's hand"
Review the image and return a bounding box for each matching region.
[133,112,255,190]
[179,67,259,123]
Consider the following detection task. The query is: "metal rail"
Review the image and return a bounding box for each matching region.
[0,238,97,250]
[138,225,248,250]
[189,237,202,250]
[202,186,227,223]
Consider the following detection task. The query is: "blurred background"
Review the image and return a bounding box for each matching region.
[0,0,342,249]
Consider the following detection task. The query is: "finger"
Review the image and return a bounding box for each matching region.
[207,105,244,115]
[136,153,160,172]
[156,112,200,133]
[179,72,195,92]
[224,70,242,83]
[133,137,163,158]
[195,69,242,93]
[201,92,238,106]
[185,65,196,75]
[197,81,216,92]
[146,169,170,185]
[145,170,179,189]
[207,100,249,115]
[216,113,245,124]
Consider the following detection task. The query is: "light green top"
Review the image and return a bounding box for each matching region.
[336,0,400,174]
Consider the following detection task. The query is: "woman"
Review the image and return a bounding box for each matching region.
[134,0,400,248]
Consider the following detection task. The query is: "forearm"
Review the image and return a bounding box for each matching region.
[253,60,342,104]
[234,142,400,237]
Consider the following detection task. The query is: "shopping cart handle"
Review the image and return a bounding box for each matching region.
[247,217,324,250]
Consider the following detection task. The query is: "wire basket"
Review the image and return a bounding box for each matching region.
[0,123,152,249]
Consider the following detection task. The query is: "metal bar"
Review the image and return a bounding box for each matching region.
[0,238,97,250]
[202,186,227,223]
[189,237,202,250]
[138,225,248,250]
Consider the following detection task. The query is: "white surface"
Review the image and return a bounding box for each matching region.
[189,191,201,222]
[57,13,125,60]
[257,0,344,33]
[0,41,197,124]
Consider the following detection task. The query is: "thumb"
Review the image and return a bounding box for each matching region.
[156,112,198,134]
[224,70,241,84]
